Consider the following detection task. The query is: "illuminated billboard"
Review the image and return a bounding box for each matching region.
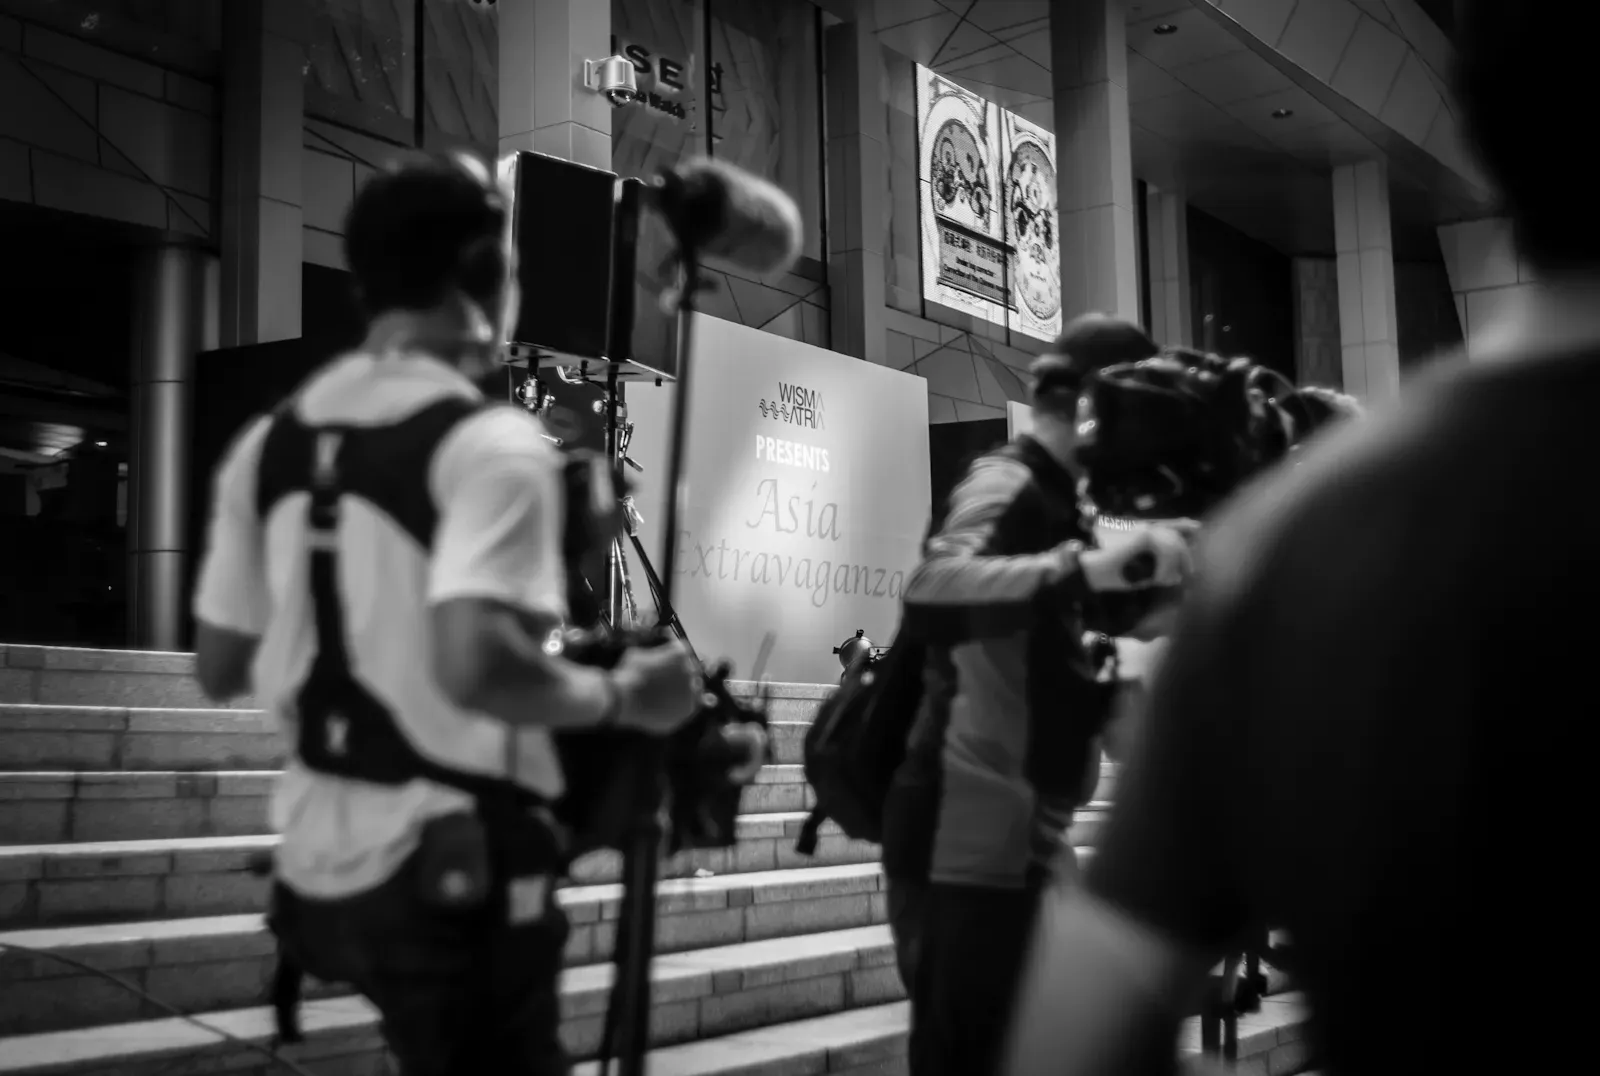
[915,65,1061,343]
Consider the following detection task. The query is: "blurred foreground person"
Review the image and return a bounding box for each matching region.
[191,152,700,1074]
[883,314,1194,1076]
[1004,6,1593,1075]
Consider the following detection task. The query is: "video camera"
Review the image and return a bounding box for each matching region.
[1075,347,1355,521]
[556,632,762,859]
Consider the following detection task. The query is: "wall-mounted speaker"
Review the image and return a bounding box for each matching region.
[507,152,618,366]
[505,151,677,382]
[612,175,678,381]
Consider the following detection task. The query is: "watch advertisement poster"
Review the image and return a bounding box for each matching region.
[1002,109,1062,342]
[915,64,1061,344]
[916,66,1008,330]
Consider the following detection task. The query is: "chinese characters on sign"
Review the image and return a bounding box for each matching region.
[936,226,1009,305]
[915,66,1062,343]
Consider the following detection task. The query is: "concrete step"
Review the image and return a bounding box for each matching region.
[0,704,813,773]
[0,766,818,845]
[0,766,1119,846]
[0,645,829,721]
[0,862,892,1036]
[0,923,906,1072]
[593,990,1312,1076]
[0,986,1312,1076]
[0,705,286,773]
[0,813,886,929]
[0,802,1111,931]
[0,704,1121,797]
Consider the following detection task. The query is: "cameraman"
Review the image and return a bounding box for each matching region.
[190,152,701,1075]
[881,314,1192,1076]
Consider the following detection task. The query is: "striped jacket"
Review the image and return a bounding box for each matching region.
[882,436,1146,890]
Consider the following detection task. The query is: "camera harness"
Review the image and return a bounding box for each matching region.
[254,394,552,1045]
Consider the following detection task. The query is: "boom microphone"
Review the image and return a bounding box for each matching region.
[651,158,804,276]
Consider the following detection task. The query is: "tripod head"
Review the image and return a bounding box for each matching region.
[514,374,551,412]
[512,373,565,447]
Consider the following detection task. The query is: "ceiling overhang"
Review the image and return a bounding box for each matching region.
[1193,0,1494,218]
[871,0,1489,259]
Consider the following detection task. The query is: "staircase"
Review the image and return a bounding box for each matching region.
[0,643,1311,1075]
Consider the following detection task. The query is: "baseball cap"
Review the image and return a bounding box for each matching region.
[1030,313,1159,402]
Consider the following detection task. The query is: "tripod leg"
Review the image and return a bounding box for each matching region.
[626,533,696,659]
[614,538,639,629]
[610,814,665,1076]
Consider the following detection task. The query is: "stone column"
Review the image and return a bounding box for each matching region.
[498,0,611,168]
[1052,0,1140,324]
[1332,160,1400,404]
[1291,258,1343,387]
[219,0,306,347]
[1144,185,1192,347]
[128,246,220,650]
[1436,217,1538,357]
[822,12,889,364]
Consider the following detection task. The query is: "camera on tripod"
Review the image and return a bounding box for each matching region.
[1075,348,1346,523]
[500,147,802,1076]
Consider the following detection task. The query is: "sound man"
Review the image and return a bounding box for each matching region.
[191,152,703,1074]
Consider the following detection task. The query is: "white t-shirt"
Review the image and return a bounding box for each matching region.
[193,349,568,899]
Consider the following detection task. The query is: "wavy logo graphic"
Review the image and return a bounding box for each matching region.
[757,399,802,422]
[758,382,826,430]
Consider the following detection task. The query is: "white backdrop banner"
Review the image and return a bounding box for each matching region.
[624,316,932,686]
[1006,400,1033,439]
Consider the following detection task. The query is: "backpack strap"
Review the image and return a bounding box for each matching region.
[993,436,1082,507]
[270,951,305,1044]
[796,809,825,856]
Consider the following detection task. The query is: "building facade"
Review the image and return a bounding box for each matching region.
[0,0,1509,650]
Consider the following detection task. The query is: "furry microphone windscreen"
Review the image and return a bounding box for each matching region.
[658,158,804,276]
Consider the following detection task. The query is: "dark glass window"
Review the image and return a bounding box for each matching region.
[305,0,418,128]
[1416,0,1457,41]
[609,0,824,262]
